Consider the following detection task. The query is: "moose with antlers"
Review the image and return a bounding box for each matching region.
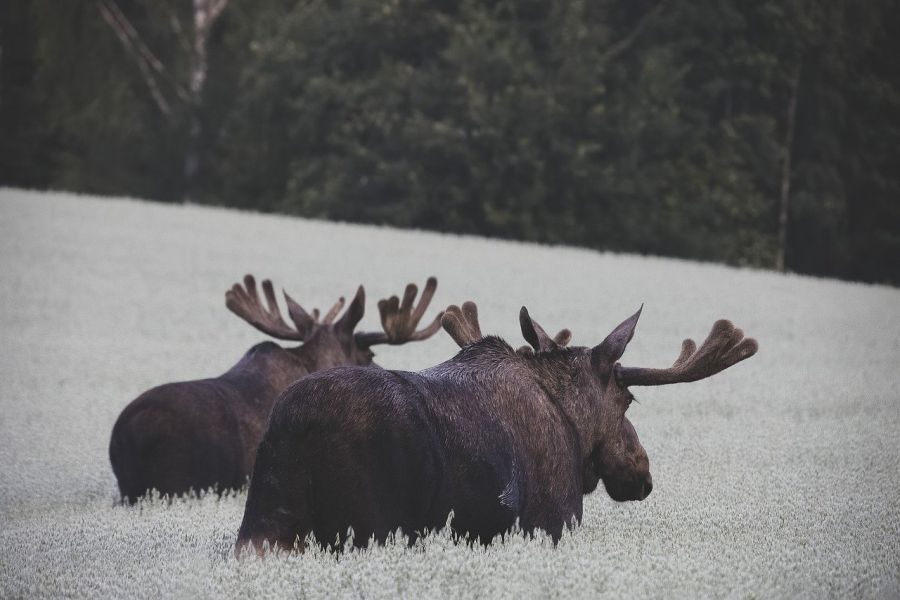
[236,301,757,554]
[109,276,443,504]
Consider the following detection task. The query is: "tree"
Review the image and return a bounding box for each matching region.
[95,0,228,201]
[4,0,898,284]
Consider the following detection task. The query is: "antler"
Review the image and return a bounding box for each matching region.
[225,275,341,341]
[441,301,483,348]
[615,319,758,387]
[355,277,444,346]
[320,296,346,324]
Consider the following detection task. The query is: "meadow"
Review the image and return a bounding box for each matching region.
[1,188,898,598]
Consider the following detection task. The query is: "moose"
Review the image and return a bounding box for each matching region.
[109,276,443,504]
[236,301,757,554]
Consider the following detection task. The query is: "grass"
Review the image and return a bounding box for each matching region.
[1,188,898,598]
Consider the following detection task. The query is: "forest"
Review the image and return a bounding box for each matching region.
[2,0,898,284]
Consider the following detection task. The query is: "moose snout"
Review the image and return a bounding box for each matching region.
[639,474,653,500]
[602,471,653,502]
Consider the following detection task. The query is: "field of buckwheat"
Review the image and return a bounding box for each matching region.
[1,188,898,598]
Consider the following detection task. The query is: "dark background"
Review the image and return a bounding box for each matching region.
[2,0,898,284]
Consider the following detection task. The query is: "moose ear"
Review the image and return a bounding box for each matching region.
[520,306,571,353]
[591,306,642,376]
[336,285,366,334]
[519,307,544,352]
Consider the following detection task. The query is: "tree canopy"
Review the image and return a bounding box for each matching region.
[2,0,898,284]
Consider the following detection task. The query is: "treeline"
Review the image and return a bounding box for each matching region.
[2,0,898,284]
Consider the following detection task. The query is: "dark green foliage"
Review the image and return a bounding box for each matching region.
[1,0,898,284]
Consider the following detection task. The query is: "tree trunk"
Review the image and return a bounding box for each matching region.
[183,0,219,203]
[776,63,801,272]
[96,0,227,203]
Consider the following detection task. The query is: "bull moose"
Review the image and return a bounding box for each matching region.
[236,301,757,553]
[109,276,443,503]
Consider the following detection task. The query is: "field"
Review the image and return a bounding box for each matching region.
[1,188,898,598]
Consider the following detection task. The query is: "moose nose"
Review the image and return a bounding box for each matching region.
[640,476,653,500]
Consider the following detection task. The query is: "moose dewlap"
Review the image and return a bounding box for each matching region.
[236,303,758,554]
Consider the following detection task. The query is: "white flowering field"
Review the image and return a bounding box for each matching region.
[1,188,898,598]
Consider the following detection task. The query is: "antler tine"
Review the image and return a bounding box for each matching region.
[322,297,346,324]
[355,277,445,346]
[282,289,319,339]
[553,329,573,346]
[616,319,758,387]
[442,301,483,348]
[225,275,306,341]
[671,338,697,369]
[410,276,438,324]
[260,279,280,316]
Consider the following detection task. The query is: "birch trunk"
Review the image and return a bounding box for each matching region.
[776,63,802,273]
[183,0,227,202]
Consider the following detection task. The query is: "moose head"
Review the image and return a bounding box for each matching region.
[225,274,443,370]
[444,302,758,504]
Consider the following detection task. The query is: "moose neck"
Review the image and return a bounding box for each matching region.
[527,350,600,466]
[286,329,361,373]
[449,338,596,465]
[284,343,319,374]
